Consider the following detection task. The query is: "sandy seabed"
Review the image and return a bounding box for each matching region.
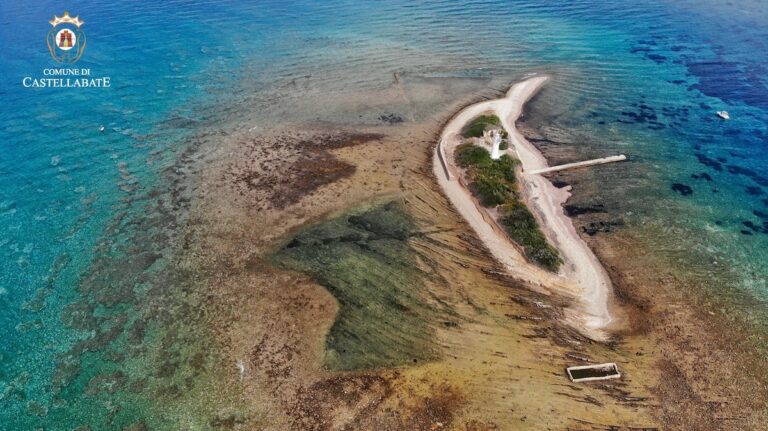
[177,74,768,430]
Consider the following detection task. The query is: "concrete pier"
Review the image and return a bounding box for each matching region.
[528,155,626,175]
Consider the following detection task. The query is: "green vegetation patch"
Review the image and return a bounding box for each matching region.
[272,201,438,371]
[499,201,562,271]
[462,114,508,139]
[455,144,562,271]
[455,143,517,207]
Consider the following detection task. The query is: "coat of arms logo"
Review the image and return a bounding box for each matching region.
[46,11,86,64]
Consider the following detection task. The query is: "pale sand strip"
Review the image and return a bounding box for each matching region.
[433,76,613,340]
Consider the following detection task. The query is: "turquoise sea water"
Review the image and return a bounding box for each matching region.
[1,1,767,429]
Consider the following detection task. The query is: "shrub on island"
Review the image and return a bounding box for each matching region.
[499,201,562,271]
[456,143,517,206]
[455,143,562,272]
[462,115,509,139]
[456,143,493,167]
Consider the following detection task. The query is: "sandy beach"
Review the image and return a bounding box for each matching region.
[433,75,614,340]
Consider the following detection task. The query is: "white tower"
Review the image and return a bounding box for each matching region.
[490,129,502,160]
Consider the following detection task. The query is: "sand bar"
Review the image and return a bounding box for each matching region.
[433,76,613,340]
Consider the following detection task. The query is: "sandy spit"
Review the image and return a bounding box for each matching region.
[433,75,614,340]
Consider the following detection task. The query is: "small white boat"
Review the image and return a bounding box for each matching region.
[716,110,730,120]
[99,125,105,132]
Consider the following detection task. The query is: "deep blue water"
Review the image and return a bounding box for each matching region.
[1,0,767,429]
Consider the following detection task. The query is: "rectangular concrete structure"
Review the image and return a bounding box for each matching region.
[566,362,621,382]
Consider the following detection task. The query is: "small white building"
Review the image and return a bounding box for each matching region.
[483,128,503,160]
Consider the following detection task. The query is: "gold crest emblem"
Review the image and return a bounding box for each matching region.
[46,11,86,64]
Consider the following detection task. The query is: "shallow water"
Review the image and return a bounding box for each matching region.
[1,0,767,428]
[273,201,440,371]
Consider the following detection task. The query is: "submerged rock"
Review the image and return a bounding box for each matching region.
[378,113,404,124]
[671,183,694,196]
[563,204,606,217]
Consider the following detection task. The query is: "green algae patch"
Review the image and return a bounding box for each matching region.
[272,201,438,371]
